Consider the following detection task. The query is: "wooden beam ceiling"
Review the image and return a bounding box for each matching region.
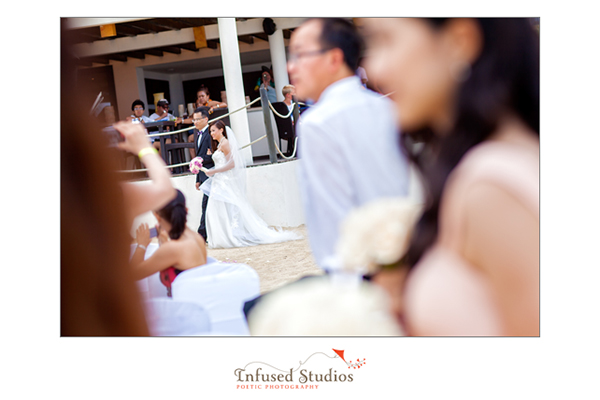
[252,33,269,42]
[144,49,164,57]
[158,46,182,55]
[177,42,200,52]
[71,19,299,67]
[238,35,254,44]
[122,51,146,60]
[207,39,219,50]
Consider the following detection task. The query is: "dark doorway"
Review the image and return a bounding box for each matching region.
[183,77,226,106]
[182,70,273,109]
[144,78,171,113]
[76,65,119,121]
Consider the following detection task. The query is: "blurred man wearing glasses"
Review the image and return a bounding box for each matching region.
[288,18,410,273]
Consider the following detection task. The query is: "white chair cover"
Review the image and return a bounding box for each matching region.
[131,246,220,300]
[171,262,260,335]
[143,298,211,336]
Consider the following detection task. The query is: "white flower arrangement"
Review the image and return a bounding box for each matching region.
[248,278,404,336]
[188,157,203,174]
[336,198,422,275]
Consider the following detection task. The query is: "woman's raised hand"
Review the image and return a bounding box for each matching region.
[114,121,152,155]
[136,223,151,248]
[157,223,170,246]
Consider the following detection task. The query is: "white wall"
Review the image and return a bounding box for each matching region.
[128,158,424,237]
[130,159,305,236]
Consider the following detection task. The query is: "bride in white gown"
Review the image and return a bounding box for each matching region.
[200,120,301,249]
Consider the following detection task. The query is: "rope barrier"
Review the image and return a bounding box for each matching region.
[118,91,395,173]
[239,134,267,150]
[147,125,194,138]
[119,134,269,174]
[118,161,191,174]
[267,101,297,119]
[272,135,299,160]
[146,97,261,138]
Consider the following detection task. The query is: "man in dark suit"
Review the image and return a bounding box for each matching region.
[192,107,214,241]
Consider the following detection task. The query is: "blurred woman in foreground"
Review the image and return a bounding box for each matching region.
[363,18,539,336]
[61,23,175,335]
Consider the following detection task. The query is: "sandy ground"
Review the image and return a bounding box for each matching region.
[206,225,324,294]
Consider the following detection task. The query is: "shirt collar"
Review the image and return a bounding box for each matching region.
[316,75,361,104]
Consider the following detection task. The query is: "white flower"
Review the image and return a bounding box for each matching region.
[188,157,204,174]
[336,198,422,275]
[248,278,404,336]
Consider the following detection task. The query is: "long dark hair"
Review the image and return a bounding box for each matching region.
[402,18,540,268]
[156,189,187,240]
[210,120,228,153]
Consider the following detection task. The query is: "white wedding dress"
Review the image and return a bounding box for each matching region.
[200,129,300,249]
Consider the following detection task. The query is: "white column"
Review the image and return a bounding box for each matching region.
[218,18,253,164]
[268,29,289,102]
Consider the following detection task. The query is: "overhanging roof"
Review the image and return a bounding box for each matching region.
[64,18,305,67]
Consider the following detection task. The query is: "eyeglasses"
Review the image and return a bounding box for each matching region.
[288,48,333,64]
[133,106,144,111]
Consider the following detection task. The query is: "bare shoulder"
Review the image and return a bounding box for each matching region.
[447,138,539,216]
[439,135,539,270]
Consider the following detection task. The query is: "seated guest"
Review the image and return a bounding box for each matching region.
[126,99,153,123]
[148,99,181,152]
[148,99,178,122]
[196,85,227,113]
[130,189,207,297]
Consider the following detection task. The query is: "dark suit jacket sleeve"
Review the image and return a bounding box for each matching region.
[196,129,215,184]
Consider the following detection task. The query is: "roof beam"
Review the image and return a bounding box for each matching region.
[64,18,152,30]
[158,46,182,54]
[238,35,254,44]
[144,49,164,57]
[207,40,219,50]
[144,19,190,31]
[177,42,199,52]
[115,24,146,37]
[71,18,306,58]
[122,51,146,59]
[85,56,111,65]
[252,33,269,42]
[107,54,128,62]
